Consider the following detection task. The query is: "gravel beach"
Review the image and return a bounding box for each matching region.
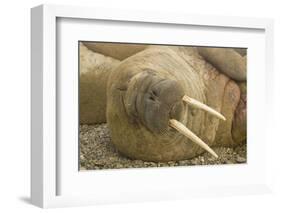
[79,124,247,170]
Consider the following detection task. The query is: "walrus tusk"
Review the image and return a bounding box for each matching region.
[169,119,218,158]
[182,95,226,121]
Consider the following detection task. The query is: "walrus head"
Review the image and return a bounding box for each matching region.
[123,70,225,158]
[124,70,185,134]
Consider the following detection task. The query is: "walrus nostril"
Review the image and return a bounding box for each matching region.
[149,96,155,101]
[149,91,158,101]
[152,90,158,97]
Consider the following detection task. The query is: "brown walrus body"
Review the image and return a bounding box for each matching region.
[106,46,246,162]
[83,42,147,60]
[197,47,247,81]
[79,43,120,124]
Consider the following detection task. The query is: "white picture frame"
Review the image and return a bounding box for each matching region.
[31,4,274,208]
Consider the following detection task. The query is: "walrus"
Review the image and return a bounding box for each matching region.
[79,43,120,123]
[105,45,246,162]
[197,47,247,81]
[83,42,147,60]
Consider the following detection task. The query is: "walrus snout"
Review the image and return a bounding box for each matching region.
[124,70,185,134]
[144,78,185,134]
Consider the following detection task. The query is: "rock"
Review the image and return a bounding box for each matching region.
[226,160,234,164]
[79,124,247,170]
[236,156,246,163]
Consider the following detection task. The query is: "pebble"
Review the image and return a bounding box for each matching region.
[226,160,234,164]
[80,124,247,170]
[236,156,247,163]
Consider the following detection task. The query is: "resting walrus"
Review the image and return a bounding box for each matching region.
[106,45,246,162]
[80,43,246,161]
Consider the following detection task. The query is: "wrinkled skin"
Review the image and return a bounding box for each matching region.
[106,46,246,162]
[124,71,185,134]
[197,47,247,81]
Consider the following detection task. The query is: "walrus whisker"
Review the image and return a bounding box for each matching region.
[182,95,226,121]
[169,119,219,158]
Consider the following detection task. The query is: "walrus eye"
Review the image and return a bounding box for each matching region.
[168,95,226,158]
